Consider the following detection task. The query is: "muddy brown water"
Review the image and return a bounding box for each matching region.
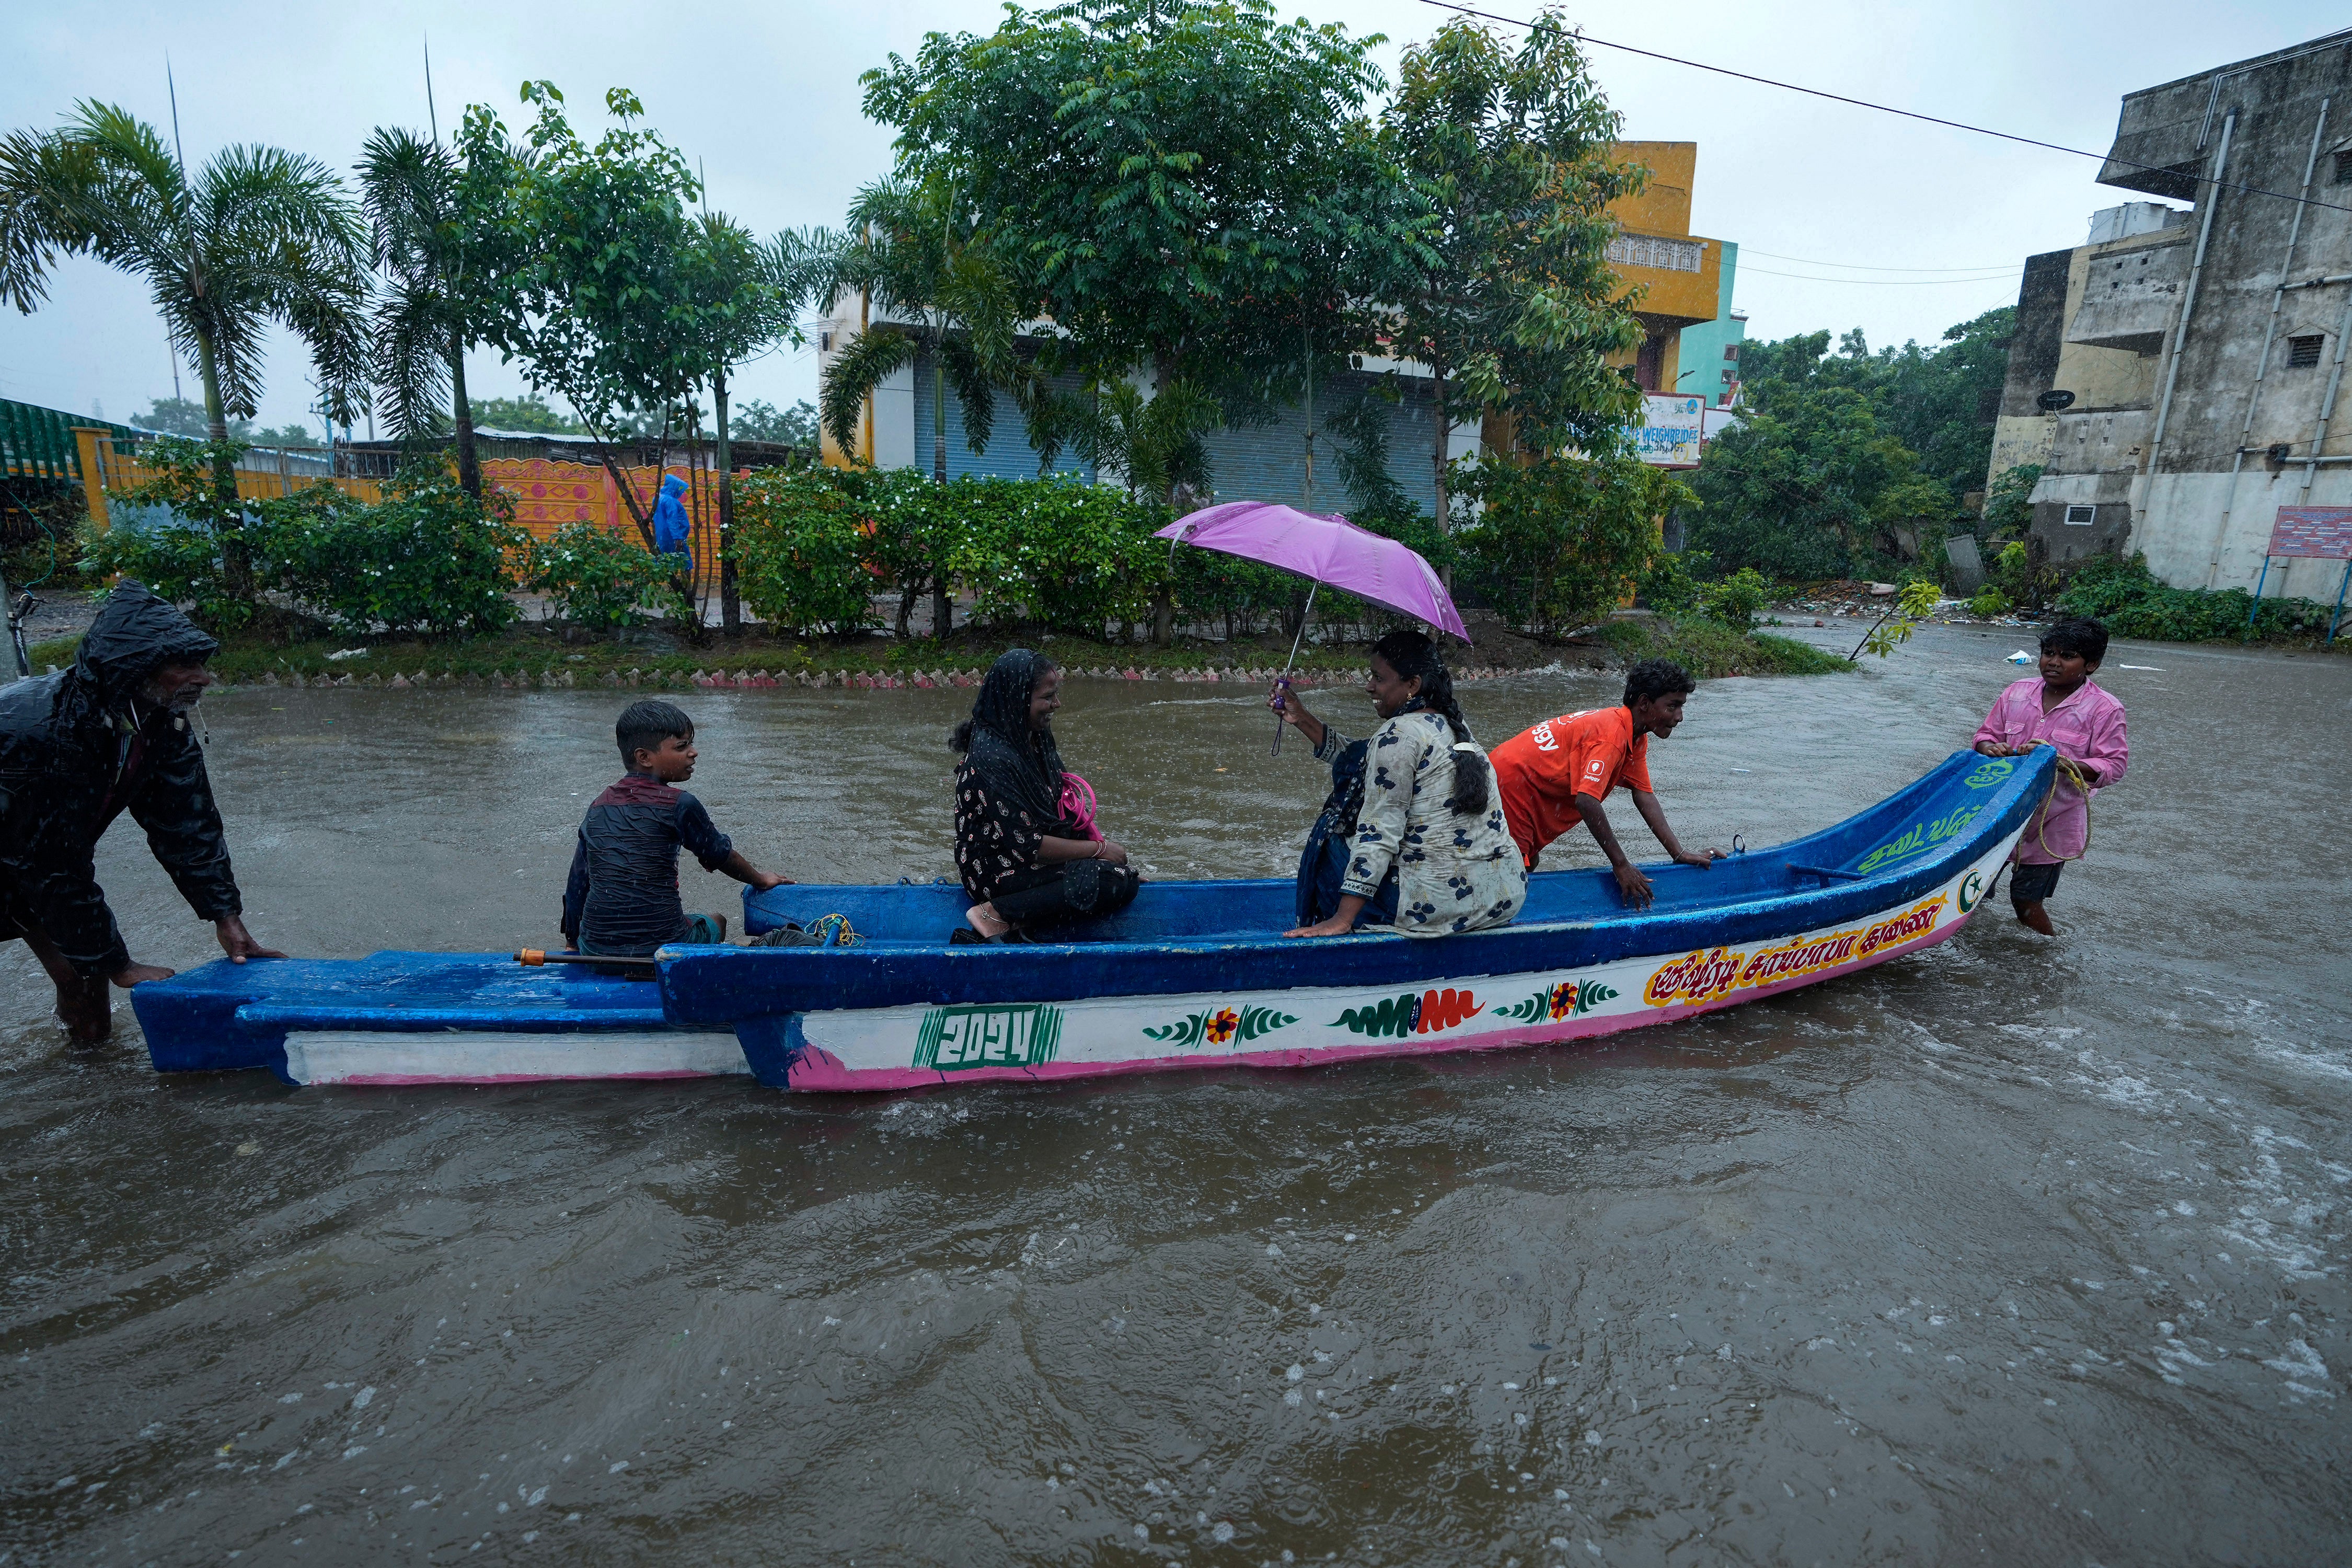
[4,624,2348,1565]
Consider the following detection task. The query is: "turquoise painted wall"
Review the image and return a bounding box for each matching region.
[1670,240,1745,407]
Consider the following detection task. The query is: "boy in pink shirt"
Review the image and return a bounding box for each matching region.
[1971,617,2129,936]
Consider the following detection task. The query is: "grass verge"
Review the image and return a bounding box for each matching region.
[29,611,1857,687]
[29,625,1394,687]
[1593,615,1852,678]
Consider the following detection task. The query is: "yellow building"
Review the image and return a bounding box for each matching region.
[1602,142,1728,394]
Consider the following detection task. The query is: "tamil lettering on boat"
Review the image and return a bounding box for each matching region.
[1854,802,1986,874]
[1643,896,1951,1007]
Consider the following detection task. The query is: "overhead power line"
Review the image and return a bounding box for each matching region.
[1741,248,2024,273]
[1740,264,2021,286]
[1412,0,2352,219]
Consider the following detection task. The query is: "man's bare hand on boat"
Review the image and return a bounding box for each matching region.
[216,914,285,965]
[104,916,285,990]
[1573,788,1722,908]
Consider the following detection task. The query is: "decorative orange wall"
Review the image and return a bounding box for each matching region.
[486,459,736,592]
[76,435,737,595]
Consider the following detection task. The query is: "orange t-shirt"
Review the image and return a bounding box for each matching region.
[1489,706,1653,868]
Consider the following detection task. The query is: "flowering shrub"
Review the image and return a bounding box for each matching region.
[731,468,885,636]
[525,522,682,629]
[85,446,526,636]
[262,467,527,636]
[947,476,1167,634]
[81,439,271,631]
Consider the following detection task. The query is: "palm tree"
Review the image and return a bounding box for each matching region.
[359,125,514,497]
[0,101,369,500]
[814,175,1036,483]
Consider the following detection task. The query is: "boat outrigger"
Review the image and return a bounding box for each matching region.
[131,748,2055,1091]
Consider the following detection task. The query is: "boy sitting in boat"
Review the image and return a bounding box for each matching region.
[1486,658,1722,909]
[560,701,789,956]
[1970,617,2128,936]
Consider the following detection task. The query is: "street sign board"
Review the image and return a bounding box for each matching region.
[1633,395,1705,467]
[2266,506,2352,559]
[2036,389,2077,411]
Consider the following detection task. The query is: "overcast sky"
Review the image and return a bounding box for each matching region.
[3,0,2340,433]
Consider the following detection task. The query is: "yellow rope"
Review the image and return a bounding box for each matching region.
[2023,740,2097,864]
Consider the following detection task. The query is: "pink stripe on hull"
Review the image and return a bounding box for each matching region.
[781,919,1971,1092]
[324,1069,732,1086]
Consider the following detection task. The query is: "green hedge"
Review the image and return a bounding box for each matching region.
[85,441,526,637]
[88,442,1679,648]
[2056,552,2346,645]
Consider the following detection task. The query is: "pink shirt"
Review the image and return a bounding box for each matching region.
[1972,677,2129,865]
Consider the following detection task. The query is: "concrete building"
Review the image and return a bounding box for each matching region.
[1674,289,1745,409]
[1600,143,1735,400]
[815,140,1744,503]
[1987,29,2352,596]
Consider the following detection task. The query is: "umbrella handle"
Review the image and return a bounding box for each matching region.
[1271,584,1318,756]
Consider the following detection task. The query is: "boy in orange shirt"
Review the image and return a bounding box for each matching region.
[1488,658,1721,908]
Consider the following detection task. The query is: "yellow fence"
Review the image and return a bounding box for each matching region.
[75,432,732,594]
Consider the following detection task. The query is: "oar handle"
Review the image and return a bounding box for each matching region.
[516,948,658,969]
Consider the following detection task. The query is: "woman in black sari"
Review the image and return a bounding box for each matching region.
[951,650,1142,942]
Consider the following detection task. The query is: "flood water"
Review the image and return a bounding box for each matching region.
[4,623,2348,1566]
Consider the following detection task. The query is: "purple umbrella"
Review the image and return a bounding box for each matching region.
[1156,500,1469,752]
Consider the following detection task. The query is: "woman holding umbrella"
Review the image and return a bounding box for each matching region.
[1159,500,1519,940]
[1274,629,1524,940]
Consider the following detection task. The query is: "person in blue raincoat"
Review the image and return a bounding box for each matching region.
[651,473,693,572]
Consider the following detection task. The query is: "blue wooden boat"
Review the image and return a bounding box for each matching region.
[130,748,2055,1090]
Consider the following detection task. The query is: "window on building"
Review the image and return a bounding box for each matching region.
[2288,334,2325,368]
[2063,504,2097,526]
[1604,234,1704,273]
[2335,148,2352,185]
[1723,343,1741,361]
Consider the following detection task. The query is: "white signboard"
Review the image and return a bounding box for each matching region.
[1634,395,1705,467]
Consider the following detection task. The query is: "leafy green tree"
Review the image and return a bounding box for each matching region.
[1,102,369,500]
[358,124,522,495]
[468,393,583,433]
[729,398,818,446]
[133,396,247,439]
[683,210,811,632]
[1385,10,1644,529]
[252,422,324,447]
[1875,308,2014,497]
[1982,461,2043,542]
[460,83,706,545]
[1735,310,2015,502]
[1455,453,1690,634]
[863,0,1427,414]
[1690,329,1955,578]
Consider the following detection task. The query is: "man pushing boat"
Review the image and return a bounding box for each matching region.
[1487,658,1723,908]
[0,581,281,1040]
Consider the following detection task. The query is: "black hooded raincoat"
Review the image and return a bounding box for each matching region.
[0,582,241,977]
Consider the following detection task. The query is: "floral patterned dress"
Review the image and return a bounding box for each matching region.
[953,761,1058,905]
[1341,710,1526,937]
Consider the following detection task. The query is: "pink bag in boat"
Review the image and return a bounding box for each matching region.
[1058,772,1103,840]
